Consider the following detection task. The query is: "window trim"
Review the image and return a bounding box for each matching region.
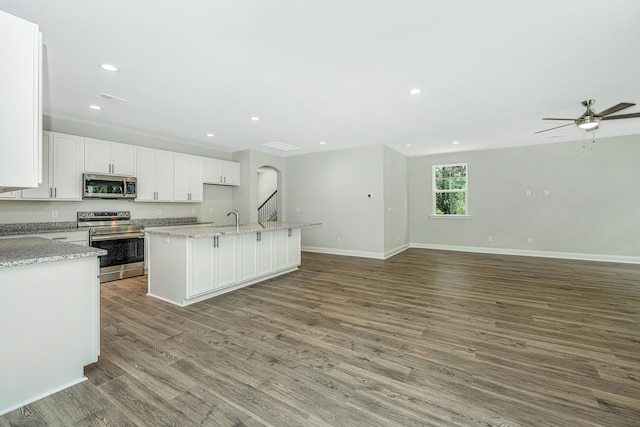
[432,162,469,217]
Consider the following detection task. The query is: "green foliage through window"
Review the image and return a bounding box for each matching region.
[433,164,467,215]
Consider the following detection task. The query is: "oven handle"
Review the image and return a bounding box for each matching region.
[91,233,145,242]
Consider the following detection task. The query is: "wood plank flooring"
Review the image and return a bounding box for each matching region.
[2,249,640,426]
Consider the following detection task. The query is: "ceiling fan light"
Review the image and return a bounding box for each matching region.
[576,116,600,130]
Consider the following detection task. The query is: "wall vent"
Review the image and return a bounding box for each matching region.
[262,142,300,152]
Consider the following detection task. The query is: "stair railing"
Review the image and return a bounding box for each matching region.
[258,190,278,222]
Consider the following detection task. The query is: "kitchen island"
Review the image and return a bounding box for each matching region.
[0,237,105,415]
[145,222,319,306]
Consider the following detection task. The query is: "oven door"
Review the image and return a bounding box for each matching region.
[90,233,145,282]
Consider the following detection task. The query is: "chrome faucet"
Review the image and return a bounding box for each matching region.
[227,209,239,230]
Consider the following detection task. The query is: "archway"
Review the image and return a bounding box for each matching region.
[257,166,279,222]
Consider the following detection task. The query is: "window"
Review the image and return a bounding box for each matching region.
[433,163,468,216]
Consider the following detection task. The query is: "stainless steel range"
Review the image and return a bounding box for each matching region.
[77,211,145,283]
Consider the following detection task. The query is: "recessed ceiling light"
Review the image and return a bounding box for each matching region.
[99,63,120,72]
[319,141,326,145]
[452,141,460,145]
[88,104,102,110]
[409,88,422,95]
[406,144,412,147]
[206,133,215,137]
[251,116,261,121]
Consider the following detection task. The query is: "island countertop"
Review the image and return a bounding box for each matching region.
[0,237,106,269]
[144,221,321,238]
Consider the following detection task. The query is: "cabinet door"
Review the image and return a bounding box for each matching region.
[0,10,41,192]
[221,160,240,186]
[173,154,190,201]
[188,238,214,297]
[155,150,174,202]
[21,132,51,199]
[274,229,289,271]
[84,138,111,174]
[215,235,237,288]
[257,231,274,275]
[203,158,221,184]
[135,148,156,201]
[188,156,203,201]
[52,133,84,200]
[238,232,258,281]
[111,143,135,176]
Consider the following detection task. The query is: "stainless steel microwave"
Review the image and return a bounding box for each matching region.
[83,173,137,199]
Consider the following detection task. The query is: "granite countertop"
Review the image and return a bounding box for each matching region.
[0,237,107,269]
[0,221,79,236]
[145,221,321,238]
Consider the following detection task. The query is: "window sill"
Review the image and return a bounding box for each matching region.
[429,215,472,220]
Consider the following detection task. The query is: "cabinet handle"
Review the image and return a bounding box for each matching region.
[224,176,227,183]
[49,187,53,198]
[54,187,57,198]
[288,228,292,237]
[220,175,223,183]
[257,231,261,242]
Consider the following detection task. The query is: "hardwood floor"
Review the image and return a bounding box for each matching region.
[2,249,640,426]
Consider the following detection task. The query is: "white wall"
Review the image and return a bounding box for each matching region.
[257,167,278,205]
[383,146,409,256]
[409,134,640,262]
[284,145,385,257]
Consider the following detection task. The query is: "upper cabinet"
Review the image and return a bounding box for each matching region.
[0,11,42,193]
[22,132,84,200]
[136,147,174,202]
[203,158,240,186]
[174,154,203,202]
[84,138,136,176]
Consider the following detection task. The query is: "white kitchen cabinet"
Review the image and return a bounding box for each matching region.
[188,234,237,298]
[174,154,203,202]
[136,147,174,202]
[0,10,41,193]
[21,132,84,201]
[238,230,274,282]
[203,158,240,186]
[275,227,301,271]
[84,138,136,176]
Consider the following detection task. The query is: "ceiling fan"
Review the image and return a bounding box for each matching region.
[535,99,640,134]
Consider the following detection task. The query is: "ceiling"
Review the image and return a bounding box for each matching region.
[2,0,640,157]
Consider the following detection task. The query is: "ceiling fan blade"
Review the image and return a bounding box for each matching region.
[542,118,575,121]
[601,112,640,120]
[534,123,574,134]
[596,102,635,117]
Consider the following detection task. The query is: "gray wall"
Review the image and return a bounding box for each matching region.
[409,134,640,262]
[383,146,409,255]
[284,145,385,257]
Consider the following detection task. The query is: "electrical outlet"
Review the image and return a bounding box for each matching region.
[191,208,196,214]
[51,210,58,218]
[295,207,300,213]
[526,189,532,196]
[544,189,550,196]
[488,236,493,242]
[527,237,533,244]
[156,209,162,216]
[337,237,341,243]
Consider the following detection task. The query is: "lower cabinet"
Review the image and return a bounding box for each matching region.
[147,228,302,306]
[188,234,237,298]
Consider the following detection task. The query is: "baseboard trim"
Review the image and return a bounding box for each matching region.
[384,243,410,259]
[302,246,385,260]
[409,243,640,265]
